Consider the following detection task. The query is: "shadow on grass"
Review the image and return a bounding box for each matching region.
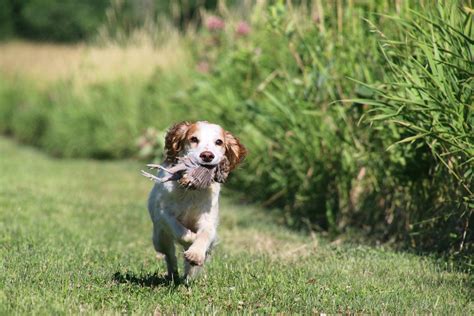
[113,271,180,288]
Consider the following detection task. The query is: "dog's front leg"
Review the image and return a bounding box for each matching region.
[161,211,196,247]
[184,211,217,266]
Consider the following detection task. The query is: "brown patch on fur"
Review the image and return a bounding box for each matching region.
[186,123,200,140]
[164,121,192,162]
[165,122,246,173]
[224,131,247,172]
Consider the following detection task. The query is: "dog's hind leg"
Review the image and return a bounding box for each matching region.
[153,227,179,282]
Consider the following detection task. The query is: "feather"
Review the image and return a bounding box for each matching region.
[141,155,219,190]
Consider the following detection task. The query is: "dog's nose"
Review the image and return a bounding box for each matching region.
[199,151,215,163]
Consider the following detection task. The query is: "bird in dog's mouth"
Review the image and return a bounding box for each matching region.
[141,155,229,190]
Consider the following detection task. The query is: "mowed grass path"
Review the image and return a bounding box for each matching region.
[0,137,472,314]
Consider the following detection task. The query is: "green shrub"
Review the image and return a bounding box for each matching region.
[10,90,49,146]
[101,0,222,39]
[182,2,400,231]
[1,0,228,43]
[0,79,17,133]
[16,0,109,42]
[41,80,146,158]
[362,3,473,253]
[0,0,14,39]
[0,70,198,159]
[0,79,48,145]
[172,1,472,255]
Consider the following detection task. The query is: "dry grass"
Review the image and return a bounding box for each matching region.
[0,35,191,87]
[218,203,320,261]
[220,228,319,261]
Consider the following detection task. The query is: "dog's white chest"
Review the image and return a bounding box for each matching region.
[150,181,220,231]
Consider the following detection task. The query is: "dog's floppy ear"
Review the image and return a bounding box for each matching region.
[224,130,247,173]
[165,121,191,162]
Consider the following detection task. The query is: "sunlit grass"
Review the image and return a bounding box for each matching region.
[0,34,191,87]
[0,137,472,314]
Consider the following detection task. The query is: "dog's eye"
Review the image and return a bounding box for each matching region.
[190,136,199,144]
[215,139,223,146]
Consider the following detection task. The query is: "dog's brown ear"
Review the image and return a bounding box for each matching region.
[224,130,247,172]
[165,121,191,162]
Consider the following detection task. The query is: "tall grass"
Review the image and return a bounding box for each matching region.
[360,3,473,253]
[176,1,472,255]
[182,1,405,231]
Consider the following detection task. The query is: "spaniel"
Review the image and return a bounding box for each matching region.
[147,121,246,281]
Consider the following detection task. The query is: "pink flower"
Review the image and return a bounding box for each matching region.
[206,16,225,31]
[196,61,210,74]
[312,12,321,24]
[236,21,251,36]
[137,136,148,148]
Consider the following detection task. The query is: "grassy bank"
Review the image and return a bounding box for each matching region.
[0,137,472,314]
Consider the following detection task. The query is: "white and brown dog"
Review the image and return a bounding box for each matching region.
[147,121,246,281]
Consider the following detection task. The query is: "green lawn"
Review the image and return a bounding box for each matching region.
[0,137,472,314]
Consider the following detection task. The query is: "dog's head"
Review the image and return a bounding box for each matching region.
[164,121,246,178]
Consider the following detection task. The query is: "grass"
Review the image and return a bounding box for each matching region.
[360,2,473,252]
[0,137,472,314]
[0,36,191,87]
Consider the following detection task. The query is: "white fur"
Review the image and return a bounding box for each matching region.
[185,122,225,166]
[147,122,227,281]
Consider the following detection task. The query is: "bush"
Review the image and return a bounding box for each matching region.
[362,3,473,253]
[0,0,14,39]
[0,79,17,133]
[41,81,141,158]
[0,79,47,145]
[173,1,472,255]
[16,0,109,42]
[1,0,227,43]
[0,69,198,158]
[182,2,397,231]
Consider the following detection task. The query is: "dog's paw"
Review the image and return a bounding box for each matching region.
[184,248,205,266]
[180,231,197,247]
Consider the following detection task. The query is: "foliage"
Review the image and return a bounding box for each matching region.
[13,0,109,42]
[360,3,473,253]
[183,2,399,231]
[179,1,473,255]
[101,0,221,40]
[0,0,224,42]
[0,0,14,39]
[0,75,190,158]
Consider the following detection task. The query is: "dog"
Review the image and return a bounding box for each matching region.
[147,121,246,281]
